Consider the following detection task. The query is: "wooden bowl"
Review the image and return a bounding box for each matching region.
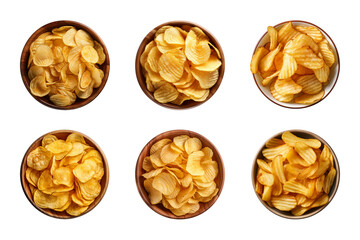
[135,129,225,219]
[252,20,340,109]
[20,20,110,110]
[252,129,340,219]
[135,21,225,109]
[20,130,109,219]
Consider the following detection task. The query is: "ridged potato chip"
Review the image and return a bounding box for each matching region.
[140,25,222,105]
[251,22,336,105]
[142,134,219,216]
[25,133,105,216]
[27,26,106,107]
[256,131,336,216]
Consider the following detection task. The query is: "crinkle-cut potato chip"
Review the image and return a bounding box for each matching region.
[25,132,105,216]
[256,131,336,216]
[251,22,336,105]
[27,26,106,107]
[140,25,222,105]
[141,134,219,216]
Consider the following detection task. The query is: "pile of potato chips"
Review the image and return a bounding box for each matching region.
[142,135,219,216]
[27,26,106,106]
[251,22,336,105]
[25,133,105,216]
[140,25,222,105]
[255,131,337,216]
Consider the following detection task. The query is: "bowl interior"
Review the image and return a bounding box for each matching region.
[135,21,225,109]
[136,129,225,219]
[21,130,109,219]
[252,129,340,219]
[20,20,110,110]
[253,20,340,109]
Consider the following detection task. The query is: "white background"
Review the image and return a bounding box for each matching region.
[1,0,356,239]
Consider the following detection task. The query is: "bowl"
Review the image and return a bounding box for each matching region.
[20,130,109,219]
[20,20,110,110]
[135,129,225,219]
[252,20,340,109]
[135,21,225,109]
[252,129,340,219]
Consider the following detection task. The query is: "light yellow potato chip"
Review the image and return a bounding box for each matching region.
[270,80,294,103]
[191,67,218,89]
[75,29,94,47]
[147,46,162,73]
[283,33,319,54]
[158,49,185,82]
[184,137,202,154]
[153,82,179,103]
[152,172,177,195]
[192,52,222,72]
[33,44,54,67]
[262,143,292,160]
[78,178,101,200]
[267,26,278,51]
[73,158,98,183]
[81,45,99,64]
[323,167,336,194]
[185,28,211,65]
[282,131,321,149]
[164,27,185,45]
[30,75,51,97]
[144,178,163,204]
[186,151,205,176]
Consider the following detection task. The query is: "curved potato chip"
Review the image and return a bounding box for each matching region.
[147,46,162,73]
[274,78,302,95]
[186,151,205,176]
[158,49,185,82]
[192,52,221,72]
[52,26,74,36]
[185,29,211,65]
[28,65,44,80]
[75,82,94,99]
[160,144,180,164]
[164,27,185,45]
[290,47,324,69]
[282,131,321,148]
[271,195,297,211]
[26,168,41,187]
[152,172,177,195]
[30,75,51,97]
[318,40,335,67]
[66,133,86,144]
[284,33,319,54]
[278,53,297,79]
[294,89,324,104]
[78,178,101,200]
[52,167,74,187]
[278,22,300,45]
[313,64,330,83]
[93,40,106,65]
[267,26,278,51]
[259,43,282,73]
[250,47,270,74]
[184,137,202,154]
[153,83,179,103]
[45,140,73,155]
[144,178,163,204]
[295,26,323,43]
[66,202,88,216]
[295,74,322,94]
[257,169,274,186]
[294,142,317,165]
[191,67,218,89]
[73,158,98,183]
[27,146,53,171]
[81,45,99,64]
[33,44,54,67]
[75,29,94,47]
[34,189,70,210]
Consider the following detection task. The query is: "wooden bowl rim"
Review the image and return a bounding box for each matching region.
[252,20,340,109]
[251,129,340,219]
[135,129,225,219]
[20,129,110,219]
[135,20,225,110]
[20,20,110,110]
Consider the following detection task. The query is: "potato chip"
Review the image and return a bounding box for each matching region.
[153,82,179,103]
[284,33,319,55]
[257,169,274,186]
[318,40,335,67]
[295,26,323,43]
[33,44,54,67]
[278,53,297,79]
[185,28,211,65]
[184,137,202,154]
[186,151,205,176]
[271,195,297,211]
[81,45,99,64]
[52,167,74,187]
[278,22,300,45]
[152,172,177,195]
[290,47,324,69]
[294,89,325,105]
[269,80,294,103]
[295,74,322,94]
[313,64,330,83]
[282,131,321,149]
[30,75,51,97]
[259,43,282,73]
[192,52,222,72]
[250,47,269,74]
[272,155,286,184]
[34,189,70,210]
[27,146,53,171]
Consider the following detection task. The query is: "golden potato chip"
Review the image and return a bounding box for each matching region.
[295,26,323,43]
[78,178,101,201]
[290,47,324,69]
[262,185,272,201]
[283,180,311,197]
[192,52,222,72]
[52,167,74,187]
[283,33,319,55]
[73,158,98,183]
[278,53,297,79]
[272,155,286,184]
[278,22,300,45]
[256,159,272,173]
[294,142,317,165]
[295,74,322,94]
[286,149,311,167]
[257,169,274,186]
[164,27,185,45]
[158,49,185,82]
[75,29,94,47]
[34,189,70,210]
[30,75,51,97]
[282,131,321,149]
[66,202,88,216]
[267,26,278,51]
[259,43,282,73]
[191,67,218,89]
[27,146,53,171]
[262,143,292,160]
[294,89,325,105]
[313,64,330,83]
[274,78,302,95]
[271,195,297,211]
[185,28,211,65]
[323,167,336,194]
[184,137,202,154]
[250,47,269,74]
[318,40,335,67]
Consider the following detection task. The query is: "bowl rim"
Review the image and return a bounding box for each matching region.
[252,20,340,109]
[135,20,225,110]
[252,129,340,219]
[20,129,110,219]
[135,129,225,219]
[20,20,110,110]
